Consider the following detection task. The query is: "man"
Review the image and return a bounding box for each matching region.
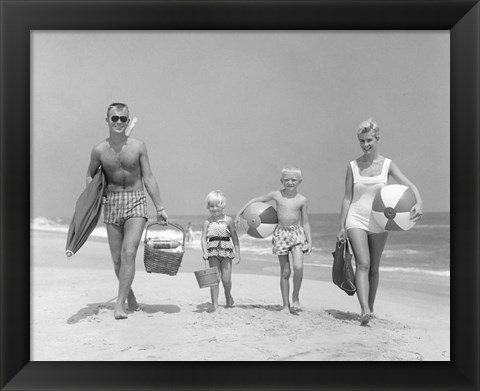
[86,102,168,319]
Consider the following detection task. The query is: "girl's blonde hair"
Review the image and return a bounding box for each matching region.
[357,118,380,139]
[205,190,227,209]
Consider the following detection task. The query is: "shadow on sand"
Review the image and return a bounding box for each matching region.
[67,300,181,324]
[193,302,216,313]
[325,309,360,322]
[235,304,287,312]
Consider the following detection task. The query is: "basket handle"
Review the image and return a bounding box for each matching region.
[144,222,186,247]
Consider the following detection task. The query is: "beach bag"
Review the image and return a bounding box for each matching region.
[332,238,356,296]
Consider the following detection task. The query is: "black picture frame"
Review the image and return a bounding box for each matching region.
[1,0,478,390]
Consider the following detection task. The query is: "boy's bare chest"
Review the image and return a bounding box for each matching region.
[277,195,302,211]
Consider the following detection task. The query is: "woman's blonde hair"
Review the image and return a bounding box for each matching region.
[357,118,380,138]
[205,190,227,209]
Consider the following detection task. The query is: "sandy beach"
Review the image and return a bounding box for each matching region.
[31,230,450,361]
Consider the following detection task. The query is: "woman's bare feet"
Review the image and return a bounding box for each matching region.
[360,313,374,326]
[280,306,291,314]
[292,299,301,311]
[226,295,234,308]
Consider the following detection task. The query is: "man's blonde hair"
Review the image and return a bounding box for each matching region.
[107,102,129,117]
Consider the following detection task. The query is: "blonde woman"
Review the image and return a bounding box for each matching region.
[337,119,423,325]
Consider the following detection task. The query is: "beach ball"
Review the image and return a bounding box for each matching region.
[240,202,278,238]
[372,184,417,231]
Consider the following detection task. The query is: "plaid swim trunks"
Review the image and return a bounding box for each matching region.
[103,191,148,227]
[272,225,307,255]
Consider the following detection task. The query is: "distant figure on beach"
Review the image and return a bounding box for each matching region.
[201,191,241,311]
[337,118,423,326]
[236,166,312,314]
[86,102,168,320]
[185,222,194,243]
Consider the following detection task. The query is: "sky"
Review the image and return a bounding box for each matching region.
[32,31,449,218]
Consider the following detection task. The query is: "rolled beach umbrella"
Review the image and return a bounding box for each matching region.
[125,117,137,136]
[65,167,106,257]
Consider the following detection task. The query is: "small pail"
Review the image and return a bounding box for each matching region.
[194,266,220,288]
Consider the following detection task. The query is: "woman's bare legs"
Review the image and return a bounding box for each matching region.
[367,232,388,313]
[348,229,387,325]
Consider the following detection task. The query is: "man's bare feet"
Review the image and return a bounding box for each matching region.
[114,308,128,320]
[126,304,141,312]
[127,293,140,312]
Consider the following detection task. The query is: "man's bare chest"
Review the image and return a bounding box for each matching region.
[101,147,139,171]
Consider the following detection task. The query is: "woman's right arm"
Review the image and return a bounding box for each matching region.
[337,165,354,241]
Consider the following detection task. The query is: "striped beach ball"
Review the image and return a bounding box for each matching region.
[372,184,417,231]
[240,202,278,238]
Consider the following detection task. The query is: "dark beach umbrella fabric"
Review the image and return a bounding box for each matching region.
[65,168,106,257]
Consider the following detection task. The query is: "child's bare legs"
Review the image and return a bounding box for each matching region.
[219,258,234,307]
[208,257,221,310]
[291,248,304,309]
[278,255,291,311]
[209,285,220,311]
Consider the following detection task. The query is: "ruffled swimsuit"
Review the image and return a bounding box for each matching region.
[345,158,391,234]
[206,219,235,258]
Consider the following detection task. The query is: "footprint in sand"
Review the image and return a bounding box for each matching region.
[121,344,155,353]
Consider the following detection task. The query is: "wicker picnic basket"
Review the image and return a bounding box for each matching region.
[144,222,185,275]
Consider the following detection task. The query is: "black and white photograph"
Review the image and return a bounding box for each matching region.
[1,1,479,390]
[30,30,449,361]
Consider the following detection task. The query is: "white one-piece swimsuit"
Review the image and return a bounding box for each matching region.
[345,158,391,234]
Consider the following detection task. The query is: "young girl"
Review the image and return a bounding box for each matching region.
[201,190,241,311]
[337,118,423,326]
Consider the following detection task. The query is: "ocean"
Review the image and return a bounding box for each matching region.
[32,212,450,282]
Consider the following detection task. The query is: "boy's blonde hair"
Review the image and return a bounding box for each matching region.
[357,118,380,138]
[281,165,302,179]
[205,190,227,209]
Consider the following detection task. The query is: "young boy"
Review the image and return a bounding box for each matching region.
[236,166,312,314]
